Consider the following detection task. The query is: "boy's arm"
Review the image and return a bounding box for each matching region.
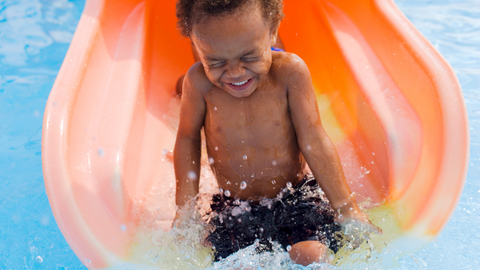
[174,63,207,213]
[286,54,379,231]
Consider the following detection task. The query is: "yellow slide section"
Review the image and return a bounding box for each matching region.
[42,0,469,268]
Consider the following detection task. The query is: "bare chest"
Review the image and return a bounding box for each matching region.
[201,86,304,199]
[203,87,294,150]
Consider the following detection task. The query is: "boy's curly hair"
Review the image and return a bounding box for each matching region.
[176,0,284,38]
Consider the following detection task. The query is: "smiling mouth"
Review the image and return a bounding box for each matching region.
[231,80,249,86]
[226,78,254,92]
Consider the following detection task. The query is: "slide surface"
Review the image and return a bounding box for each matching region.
[42,0,469,268]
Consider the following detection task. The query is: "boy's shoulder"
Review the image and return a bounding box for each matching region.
[271,52,310,85]
[272,51,306,66]
[184,61,213,95]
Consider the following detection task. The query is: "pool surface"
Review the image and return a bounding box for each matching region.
[0,0,478,269]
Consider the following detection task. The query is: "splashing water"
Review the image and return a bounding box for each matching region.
[127,202,214,269]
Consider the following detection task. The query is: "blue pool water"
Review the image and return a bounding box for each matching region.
[0,0,478,269]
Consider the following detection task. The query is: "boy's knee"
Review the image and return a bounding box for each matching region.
[288,240,331,266]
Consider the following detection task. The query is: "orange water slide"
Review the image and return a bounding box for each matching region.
[42,0,469,268]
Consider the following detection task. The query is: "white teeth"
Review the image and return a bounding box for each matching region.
[232,80,248,86]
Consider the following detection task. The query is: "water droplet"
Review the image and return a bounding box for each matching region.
[371,161,374,164]
[243,155,248,160]
[286,182,292,189]
[286,245,292,251]
[237,218,242,223]
[271,180,276,184]
[272,160,277,166]
[306,145,311,150]
[84,258,92,264]
[251,173,254,178]
[214,107,217,111]
[98,148,105,157]
[208,157,214,164]
[120,224,127,231]
[187,171,197,180]
[215,146,218,151]
[36,256,43,263]
[224,190,231,197]
[372,152,375,155]
[240,181,247,189]
[226,181,231,185]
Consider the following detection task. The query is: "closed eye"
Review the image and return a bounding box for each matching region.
[241,56,261,63]
[208,61,226,68]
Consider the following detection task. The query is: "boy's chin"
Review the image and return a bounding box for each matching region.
[224,88,256,98]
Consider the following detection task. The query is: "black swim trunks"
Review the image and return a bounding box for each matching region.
[205,176,343,261]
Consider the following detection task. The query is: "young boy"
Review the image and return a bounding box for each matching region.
[173,0,379,265]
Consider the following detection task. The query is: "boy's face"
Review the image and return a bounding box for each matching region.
[191,4,277,98]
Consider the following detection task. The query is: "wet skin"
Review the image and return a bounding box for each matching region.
[173,2,380,265]
[174,3,356,208]
[203,52,306,200]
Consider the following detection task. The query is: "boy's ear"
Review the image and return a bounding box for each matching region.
[270,30,278,46]
[270,22,280,46]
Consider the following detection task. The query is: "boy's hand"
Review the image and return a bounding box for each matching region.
[335,207,382,235]
[173,207,194,229]
[335,206,382,250]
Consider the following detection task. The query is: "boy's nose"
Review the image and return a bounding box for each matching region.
[226,62,245,78]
